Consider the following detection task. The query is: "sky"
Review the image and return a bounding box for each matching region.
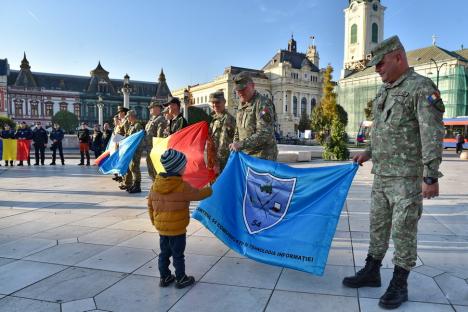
[1,0,467,89]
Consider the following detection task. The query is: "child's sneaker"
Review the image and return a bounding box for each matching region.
[175,275,195,289]
[159,274,175,287]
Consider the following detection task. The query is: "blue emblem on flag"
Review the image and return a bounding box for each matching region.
[243,167,296,234]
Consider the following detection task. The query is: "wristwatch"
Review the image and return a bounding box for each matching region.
[423,177,438,185]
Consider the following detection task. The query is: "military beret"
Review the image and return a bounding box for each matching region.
[367,35,405,67]
[209,91,225,102]
[148,101,163,109]
[163,97,181,107]
[233,71,254,91]
[117,105,129,113]
[126,110,137,117]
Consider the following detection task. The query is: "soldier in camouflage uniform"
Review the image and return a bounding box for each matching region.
[208,90,236,173]
[116,106,130,136]
[145,101,167,181]
[164,97,187,135]
[229,71,278,160]
[343,36,445,310]
[121,110,144,193]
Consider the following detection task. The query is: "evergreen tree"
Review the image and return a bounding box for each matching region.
[297,113,311,133]
[0,116,16,130]
[323,117,350,160]
[52,111,79,133]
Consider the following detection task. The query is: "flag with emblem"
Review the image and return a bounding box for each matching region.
[192,152,358,275]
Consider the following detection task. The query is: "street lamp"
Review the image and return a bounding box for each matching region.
[183,88,190,120]
[96,95,104,126]
[427,58,447,88]
[121,73,133,109]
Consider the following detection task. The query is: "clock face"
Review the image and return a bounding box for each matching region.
[373,3,379,11]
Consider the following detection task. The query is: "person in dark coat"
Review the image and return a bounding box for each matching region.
[91,124,104,160]
[1,124,16,166]
[15,121,33,166]
[32,122,48,166]
[77,122,91,166]
[102,122,112,150]
[50,123,65,165]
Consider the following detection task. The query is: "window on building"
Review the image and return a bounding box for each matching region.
[351,24,358,44]
[310,98,316,113]
[74,104,81,117]
[15,101,23,116]
[60,102,68,111]
[301,98,307,116]
[293,96,298,117]
[45,103,53,116]
[30,101,38,116]
[88,104,95,119]
[372,23,379,43]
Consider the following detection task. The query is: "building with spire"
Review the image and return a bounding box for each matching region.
[4,54,172,126]
[172,36,323,137]
[338,0,468,135]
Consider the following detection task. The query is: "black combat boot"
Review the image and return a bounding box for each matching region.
[119,184,129,190]
[128,182,141,194]
[343,254,382,288]
[78,152,85,165]
[379,266,409,309]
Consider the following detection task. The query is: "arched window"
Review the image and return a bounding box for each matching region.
[301,97,307,116]
[73,103,81,117]
[372,23,379,43]
[293,96,298,117]
[351,24,358,44]
[310,98,317,113]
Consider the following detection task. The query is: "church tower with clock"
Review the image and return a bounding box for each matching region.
[343,0,385,74]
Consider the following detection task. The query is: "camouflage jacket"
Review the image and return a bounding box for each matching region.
[366,68,444,177]
[116,117,130,136]
[126,121,144,153]
[234,91,278,160]
[209,111,236,166]
[145,114,167,149]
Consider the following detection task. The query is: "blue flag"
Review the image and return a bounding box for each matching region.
[192,152,358,276]
[99,130,144,176]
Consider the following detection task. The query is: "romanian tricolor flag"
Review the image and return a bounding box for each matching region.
[150,121,216,189]
[0,139,31,161]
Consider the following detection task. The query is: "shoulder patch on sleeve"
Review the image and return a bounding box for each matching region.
[427,91,445,112]
[259,107,272,122]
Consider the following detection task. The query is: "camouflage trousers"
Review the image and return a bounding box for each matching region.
[368,175,423,271]
[146,149,156,181]
[124,151,142,186]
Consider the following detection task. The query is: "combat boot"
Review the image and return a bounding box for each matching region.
[343,254,382,288]
[128,182,141,194]
[379,266,409,309]
[119,184,129,190]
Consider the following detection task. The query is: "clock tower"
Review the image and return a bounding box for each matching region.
[343,0,385,75]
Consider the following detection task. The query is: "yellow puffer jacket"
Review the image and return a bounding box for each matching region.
[148,175,212,236]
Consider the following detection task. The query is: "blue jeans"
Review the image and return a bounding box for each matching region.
[158,234,186,280]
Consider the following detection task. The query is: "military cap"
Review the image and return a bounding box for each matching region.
[367,35,405,67]
[162,106,170,113]
[163,97,181,107]
[126,109,137,117]
[148,101,163,109]
[233,71,254,91]
[117,105,129,113]
[209,90,225,102]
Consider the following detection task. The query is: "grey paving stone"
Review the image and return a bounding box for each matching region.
[359,298,454,312]
[186,219,203,235]
[117,232,159,250]
[75,246,155,273]
[0,209,27,218]
[0,237,57,259]
[0,296,60,312]
[454,306,468,312]
[62,298,96,312]
[0,257,14,267]
[185,236,229,256]
[0,211,60,229]
[276,266,357,297]
[95,274,187,312]
[202,257,282,289]
[70,216,124,228]
[134,253,220,280]
[169,282,271,312]
[0,220,62,237]
[435,273,468,306]
[266,290,359,312]
[33,225,99,241]
[107,218,155,232]
[359,269,448,304]
[78,228,142,246]
[419,249,468,279]
[192,226,216,238]
[413,265,446,278]
[24,242,111,266]
[15,267,126,303]
[0,260,66,294]
[95,208,144,218]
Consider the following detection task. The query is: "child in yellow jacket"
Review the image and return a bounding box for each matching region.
[148,149,212,288]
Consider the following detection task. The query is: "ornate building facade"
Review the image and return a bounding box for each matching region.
[338,0,468,135]
[4,54,172,126]
[173,36,324,137]
[0,59,8,117]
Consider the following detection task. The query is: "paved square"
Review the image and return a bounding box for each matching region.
[0,154,467,311]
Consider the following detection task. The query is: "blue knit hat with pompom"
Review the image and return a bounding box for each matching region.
[160,149,187,174]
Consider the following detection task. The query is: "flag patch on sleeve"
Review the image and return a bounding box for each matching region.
[427,92,441,105]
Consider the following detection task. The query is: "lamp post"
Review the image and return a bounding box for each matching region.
[96,95,104,126]
[183,88,190,120]
[428,58,447,88]
[121,74,133,109]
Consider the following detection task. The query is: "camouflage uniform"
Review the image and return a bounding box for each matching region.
[123,120,144,187]
[234,90,278,160]
[145,113,167,180]
[366,67,444,271]
[210,110,236,171]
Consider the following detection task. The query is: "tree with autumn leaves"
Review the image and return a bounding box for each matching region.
[311,65,349,160]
